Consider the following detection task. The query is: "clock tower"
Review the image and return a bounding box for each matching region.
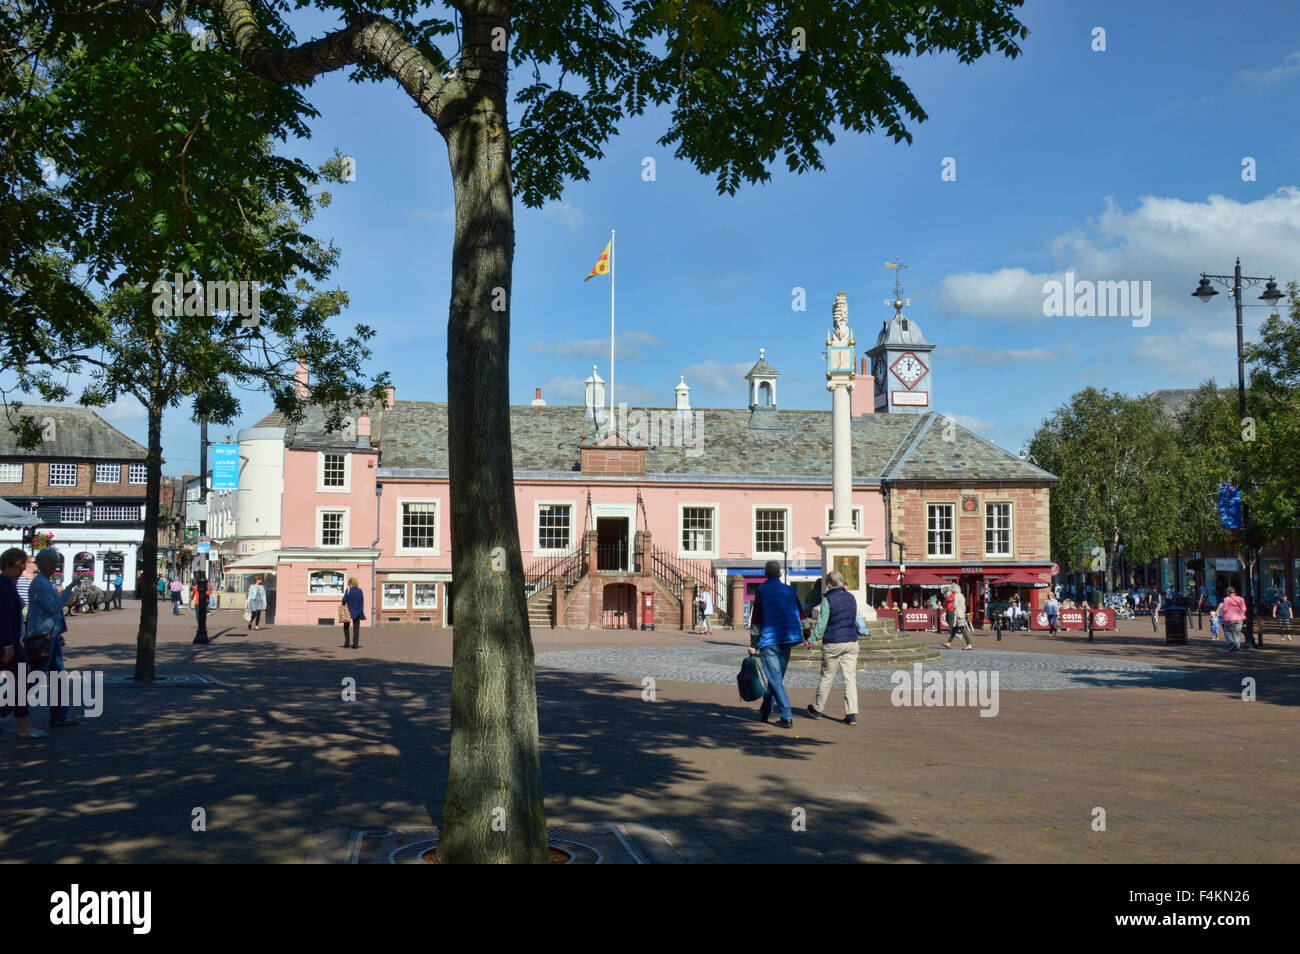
[865,260,935,413]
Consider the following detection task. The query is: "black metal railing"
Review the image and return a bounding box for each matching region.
[596,543,631,572]
[523,547,583,600]
[651,545,716,604]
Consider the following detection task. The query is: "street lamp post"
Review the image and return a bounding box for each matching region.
[194,418,211,645]
[1191,259,1284,648]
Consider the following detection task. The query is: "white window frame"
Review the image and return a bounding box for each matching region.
[927,503,955,559]
[678,502,720,559]
[413,582,439,609]
[395,498,441,556]
[752,504,791,559]
[316,507,349,548]
[533,500,577,557]
[308,569,345,596]
[92,505,142,521]
[94,462,120,483]
[60,505,87,524]
[48,462,77,487]
[317,451,350,493]
[128,463,147,484]
[381,581,408,609]
[0,463,23,483]
[824,504,864,535]
[985,501,1013,558]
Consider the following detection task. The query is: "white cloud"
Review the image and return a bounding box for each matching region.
[531,330,661,360]
[539,201,585,231]
[940,412,997,438]
[534,375,662,407]
[679,360,754,394]
[1238,51,1300,83]
[945,344,1076,365]
[936,190,1300,344]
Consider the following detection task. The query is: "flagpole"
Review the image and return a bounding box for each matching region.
[609,229,615,427]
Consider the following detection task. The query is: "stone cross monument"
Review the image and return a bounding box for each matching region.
[815,293,876,619]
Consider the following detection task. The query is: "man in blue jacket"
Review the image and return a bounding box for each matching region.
[748,561,805,728]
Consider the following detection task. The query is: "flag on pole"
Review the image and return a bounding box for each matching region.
[585,241,611,281]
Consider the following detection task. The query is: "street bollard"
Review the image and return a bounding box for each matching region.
[995,616,1002,642]
[1087,606,1094,642]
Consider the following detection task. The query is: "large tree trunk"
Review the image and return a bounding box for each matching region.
[133,399,163,682]
[437,6,548,864]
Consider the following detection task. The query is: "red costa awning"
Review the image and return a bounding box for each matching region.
[990,569,1050,585]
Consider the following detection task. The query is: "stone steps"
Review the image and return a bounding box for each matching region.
[789,631,943,669]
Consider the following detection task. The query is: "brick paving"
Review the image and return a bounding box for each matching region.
[0,604,1296,863]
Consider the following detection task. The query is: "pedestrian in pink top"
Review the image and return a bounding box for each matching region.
[1218,587,1248,652]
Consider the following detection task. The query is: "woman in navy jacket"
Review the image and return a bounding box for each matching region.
[341,577,366,649]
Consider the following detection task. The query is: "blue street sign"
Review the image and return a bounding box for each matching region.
[197,541,211,555]
[212,444,239,491]
[1218,483,1242,530]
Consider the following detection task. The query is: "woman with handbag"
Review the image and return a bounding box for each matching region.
[341,577,366,649]
[246,576,266,632]
[25,548,81,727]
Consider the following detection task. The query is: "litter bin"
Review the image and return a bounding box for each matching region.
[1165,606,1187,645]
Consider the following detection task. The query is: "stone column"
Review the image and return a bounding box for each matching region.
[682,578,696,631]
[730,574,746,629]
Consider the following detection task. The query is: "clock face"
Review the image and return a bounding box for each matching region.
[872,357,886,394]
[891,352,928,390]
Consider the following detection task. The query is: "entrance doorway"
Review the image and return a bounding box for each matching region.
[596,517,630,571]
[602,582,636,628]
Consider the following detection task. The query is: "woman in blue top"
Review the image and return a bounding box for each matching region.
[341,577,366,649]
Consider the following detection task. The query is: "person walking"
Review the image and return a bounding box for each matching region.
[1,549,45,739]
[112,573,123,610]
[341,577,366,649]
[1044,591,1060,636]
[170,577,183,614]
[806,570,860,726]
[1218,586,1248,652]
[15,559,35,609]
[696,586,713,635]
[1273,593,1293,641]
[747,560,804,728]
[246,576,267,632]
[26,549,80,727]
[190,580,199,610]
[942,584,956,638]
[943,584,973,649]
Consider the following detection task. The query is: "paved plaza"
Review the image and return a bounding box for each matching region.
[1,606,1297,863]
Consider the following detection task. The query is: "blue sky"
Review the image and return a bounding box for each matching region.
[80,0,1300,473]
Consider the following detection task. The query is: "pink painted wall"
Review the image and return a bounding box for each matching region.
[276,442,889,626]
[279,446,381,626]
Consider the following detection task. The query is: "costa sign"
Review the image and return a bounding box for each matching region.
[1033,608,1115,631]
[900,608,935,630]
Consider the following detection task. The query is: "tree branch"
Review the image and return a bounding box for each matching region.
[214,2,463,128]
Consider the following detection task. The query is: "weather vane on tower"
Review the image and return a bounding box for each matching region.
[885,257,911,313]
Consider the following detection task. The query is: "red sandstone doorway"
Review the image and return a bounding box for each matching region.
[602,582,635,628]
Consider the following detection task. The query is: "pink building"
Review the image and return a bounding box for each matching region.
[262,315,1055,630]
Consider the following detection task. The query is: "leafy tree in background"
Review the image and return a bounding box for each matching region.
[1028,388,1181,594]
[0,5,387,680]
[26,0,1030,862]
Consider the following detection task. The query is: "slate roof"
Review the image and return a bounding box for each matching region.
[872,313,933,350]
[369,402,1056,483]
[281,398,388,451]
[0,405,147,460]
[744,353,779,379]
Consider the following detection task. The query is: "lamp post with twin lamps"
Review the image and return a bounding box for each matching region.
[1190,259,1284,648]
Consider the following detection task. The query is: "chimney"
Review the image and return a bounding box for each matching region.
[531,387,546,407]
[356,412,371,448]
[293,358,310,399]
[851,356,873,417]
[384,385,395,408]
